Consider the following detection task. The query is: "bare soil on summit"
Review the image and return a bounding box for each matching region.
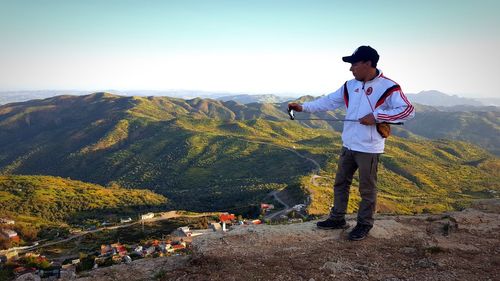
[67,200,500,281]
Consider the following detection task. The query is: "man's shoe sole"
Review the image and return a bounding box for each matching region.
[317,224,350,230]
[348,235,368,241]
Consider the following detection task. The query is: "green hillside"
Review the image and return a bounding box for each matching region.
[304,138,499,215]
[0,175,167,223]
[280,100,500,155]
[0,93,498,216]
[402,110,500,155]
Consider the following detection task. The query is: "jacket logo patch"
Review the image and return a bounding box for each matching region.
[366,87,373,95]
[354,88,359,93]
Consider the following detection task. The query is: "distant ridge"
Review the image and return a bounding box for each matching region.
[406,90,483,106]
[0,90,299,105]
[3,89,494,107]
[477,97,500,107]
[217,94,295,104]
[0,90,88,105]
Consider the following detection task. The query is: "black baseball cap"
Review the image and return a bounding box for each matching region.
[342,46,379,64]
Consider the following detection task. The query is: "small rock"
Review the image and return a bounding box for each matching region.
[416,258,437,268]
[400,247,417,254]
[15,273,41,281]
[354,264,370,273]
[448,208,500,233]
[428,237,481,252]
[369,220,415,239]
[426,214,447,222]
[437,260,447,268]
[320,260,353,274]
[471,199,500,213]
[381,274,403,281]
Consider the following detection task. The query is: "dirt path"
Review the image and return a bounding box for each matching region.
[310,175,324,186]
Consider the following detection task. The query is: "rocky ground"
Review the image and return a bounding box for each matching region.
[49,199,499,281]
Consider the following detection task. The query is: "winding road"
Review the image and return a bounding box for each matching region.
[237,137,321,221]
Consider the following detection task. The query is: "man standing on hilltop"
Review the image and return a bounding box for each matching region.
[288,46,415,240]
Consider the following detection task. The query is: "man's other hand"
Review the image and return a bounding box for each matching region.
[359,113,376,125]
[288,103,303,112]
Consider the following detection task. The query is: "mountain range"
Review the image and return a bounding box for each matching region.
[216,94,294,104]
[0,93,498,220]
[0,90,294,106]
[2,89,499,106]
[405,90,483,106]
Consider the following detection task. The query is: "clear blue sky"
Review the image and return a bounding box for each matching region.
[1,0,499,97]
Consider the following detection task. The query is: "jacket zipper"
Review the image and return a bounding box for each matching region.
[362,82,374,142]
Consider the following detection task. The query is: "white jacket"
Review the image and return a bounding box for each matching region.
[302,70,415,153]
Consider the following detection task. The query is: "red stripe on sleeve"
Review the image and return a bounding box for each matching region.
[377,92,414,121]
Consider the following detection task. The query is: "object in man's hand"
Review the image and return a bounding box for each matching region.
[376,122,391,138]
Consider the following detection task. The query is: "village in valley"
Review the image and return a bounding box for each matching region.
[0,202,308,280]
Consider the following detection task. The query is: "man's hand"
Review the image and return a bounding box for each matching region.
[359,113,376,125]
[288,103,303,112]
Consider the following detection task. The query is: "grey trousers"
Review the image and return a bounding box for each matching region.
[330,147,380,226]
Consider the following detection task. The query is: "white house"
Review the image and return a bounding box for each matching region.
[179,226,191,236]
[210,222,222,232]
[0,218,15,225]
[134,246,143,253]
[0,229,18,239]
[120,217,132,223]
[141,213,154,220]
[292,204,306,212]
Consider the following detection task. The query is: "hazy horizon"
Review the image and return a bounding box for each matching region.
[1,88,499,100]
[1,0,499,98]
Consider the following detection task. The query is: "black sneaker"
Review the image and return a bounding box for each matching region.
[348,224,373,241]
[316,218,349,230]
